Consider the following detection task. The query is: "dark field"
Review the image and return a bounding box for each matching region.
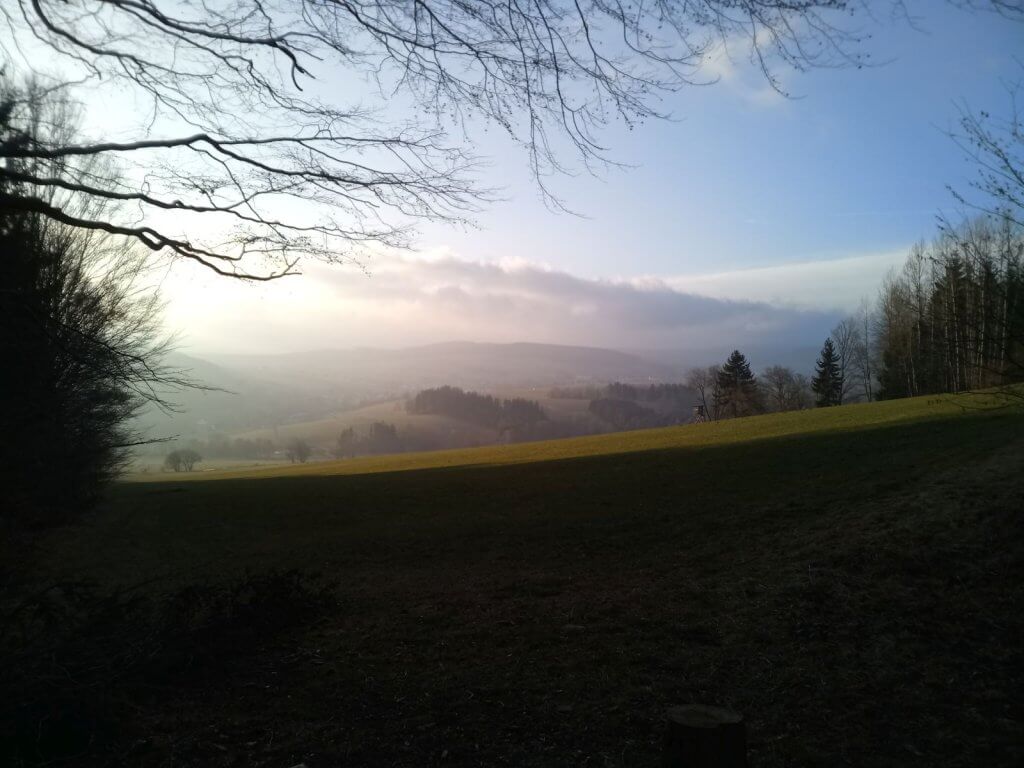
[5,397,1023,767]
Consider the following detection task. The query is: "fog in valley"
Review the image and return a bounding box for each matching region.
[137,340,830,470]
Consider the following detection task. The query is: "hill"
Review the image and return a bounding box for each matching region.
[135,351,356,440]
[135,341,679,447]
[227,398,499,456]
[10,394,1023,767]
[209,341,676,392]
[212,383,683,464]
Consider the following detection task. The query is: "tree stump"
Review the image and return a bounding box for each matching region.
[662,705,747,768]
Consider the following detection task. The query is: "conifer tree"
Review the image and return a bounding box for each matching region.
[714,350,761,419]
[812,338,844,407]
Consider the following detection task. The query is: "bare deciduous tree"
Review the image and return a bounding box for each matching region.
[950,73,1024,227]
[685,365,721,421]
[0,1,939,279]
[164,448,201,472]
[831,316,870,403]
[875,215,1023,399]
[941,71,1024,400]
[762,365,812,412]
[287,438,312,464]
[1,80,192,526]
[853,298,876,401]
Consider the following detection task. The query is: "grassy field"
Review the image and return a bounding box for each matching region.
[132,393,985,484]
[129,456,295,474]
[231,399,498,451]
[10,394,1024,767]
[225,385,613,456]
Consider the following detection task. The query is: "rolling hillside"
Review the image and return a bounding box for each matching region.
[13,394,1024,767]
[222,387,632,456]
[154,382,688,470]
[136,341,681,450]
[136,392,998,483]
[224,400,497,455]
[209,341,676,393]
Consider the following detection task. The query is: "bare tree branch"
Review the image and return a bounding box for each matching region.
[2,1,1018,278]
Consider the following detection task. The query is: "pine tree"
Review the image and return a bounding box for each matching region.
[812,338,843,407]
[714,350,761,419]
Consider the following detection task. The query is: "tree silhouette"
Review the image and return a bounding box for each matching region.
[762,365,812,412]
[164,449,201,472]
[287,438,312,464]
[1,1,904,279]
[812,338,844,407]
[875,216,1023,399]
[715,350,761,419]
[1,83,187,526]
[334,428,358,459]
[409,386,545,429]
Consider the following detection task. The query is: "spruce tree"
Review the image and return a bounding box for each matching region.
[812,338,844,407]
[714,350,761,419]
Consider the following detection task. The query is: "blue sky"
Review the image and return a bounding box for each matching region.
[416,3,1021,277]
[155,3,1023,356]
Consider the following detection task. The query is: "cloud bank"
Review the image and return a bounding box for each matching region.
[162,251,866,355]
[665,249,907,311]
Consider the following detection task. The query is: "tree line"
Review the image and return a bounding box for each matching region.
[689,213,1023,422]
[2,81,183,525]
[874,216,1022,399]
[685,344,864,420]
[407,386,547,431]
[808,214,1023,407]
[550,382,697,430]
[551,382,694,404]
[175,434,278,461]
[587,399,663,431]
[333,423,405,459]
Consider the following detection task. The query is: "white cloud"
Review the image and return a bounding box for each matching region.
[664,249,908,312]
[700,38,787,108]
[161,250,862,355]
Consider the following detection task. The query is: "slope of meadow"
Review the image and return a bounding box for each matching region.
[10,394,1024,767]
[136,393,989,484]
[219,388,606,461]
[230,399,498,451]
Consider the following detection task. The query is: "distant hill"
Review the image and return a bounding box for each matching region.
[135,351,356,443]
[206,341,676,392]
[135,342,678,445]
[632,343,822,374]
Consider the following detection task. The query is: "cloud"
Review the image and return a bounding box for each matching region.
[162,251,847,354]
[700,38,787,108]
[666,249,908,311]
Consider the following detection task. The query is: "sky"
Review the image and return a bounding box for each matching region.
[151,1,1023,357]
